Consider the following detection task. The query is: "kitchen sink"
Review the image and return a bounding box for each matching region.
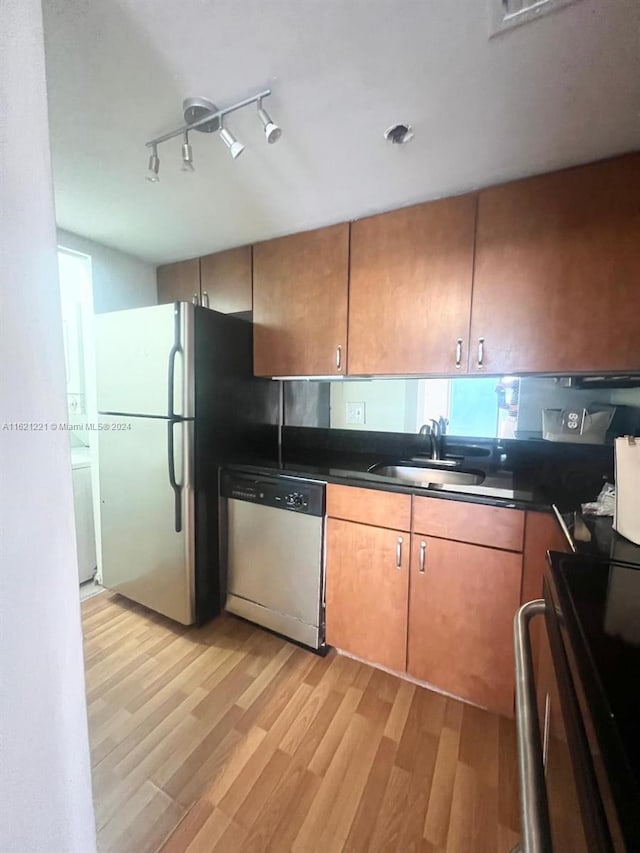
[368,463,485,487]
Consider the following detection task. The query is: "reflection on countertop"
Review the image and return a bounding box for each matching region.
[547,552,640,849]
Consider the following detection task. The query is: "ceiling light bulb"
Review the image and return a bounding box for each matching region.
[219,127,245,159]
[146,145,160,182]
[257,105,282,144]
[181,132,195,172]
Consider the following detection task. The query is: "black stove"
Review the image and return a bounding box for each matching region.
[547,551,640,850]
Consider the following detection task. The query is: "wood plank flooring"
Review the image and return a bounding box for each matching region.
[83,592,520,853]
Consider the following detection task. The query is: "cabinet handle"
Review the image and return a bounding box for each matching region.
[202,291,210,308]
[455,338,463,369]
[419,540,427,574]
[396,536,403,569]
[336,345,342,371]
[477,337,485,369]
[192,293,199,305]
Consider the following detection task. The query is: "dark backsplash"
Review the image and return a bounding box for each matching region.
[282,425,614,507]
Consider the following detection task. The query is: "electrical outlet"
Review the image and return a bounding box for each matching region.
[346,401,366,425]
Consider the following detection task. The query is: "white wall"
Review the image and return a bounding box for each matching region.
[55,232,157,582]
[0,2,96,850]
[330,379,414,432]
[57,228,157,313]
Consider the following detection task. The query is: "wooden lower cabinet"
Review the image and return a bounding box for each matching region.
[325,517,409,672]
[406,535,522,717]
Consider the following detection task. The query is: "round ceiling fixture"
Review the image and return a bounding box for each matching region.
[182,97,220,133]
[384,123,414,145]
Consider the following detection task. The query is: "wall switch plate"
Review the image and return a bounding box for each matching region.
[346,401,366,425]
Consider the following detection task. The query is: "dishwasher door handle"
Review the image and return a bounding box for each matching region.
[514,600,552,853]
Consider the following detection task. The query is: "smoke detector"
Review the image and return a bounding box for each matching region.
[384,123,414,145]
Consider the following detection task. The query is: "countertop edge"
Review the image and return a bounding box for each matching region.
[221,461,553,513]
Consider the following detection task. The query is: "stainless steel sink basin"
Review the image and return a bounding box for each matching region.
[369,464,485,487]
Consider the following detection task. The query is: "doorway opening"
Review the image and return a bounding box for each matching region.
[57,246,101,596]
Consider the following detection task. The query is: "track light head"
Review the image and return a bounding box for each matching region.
[219,126,245,159]
[181,132,195,172]
[257,104,282,144]
[146,145,160,182]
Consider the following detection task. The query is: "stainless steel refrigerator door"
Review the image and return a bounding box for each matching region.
[96,303,194,418]
[98,414,195,625]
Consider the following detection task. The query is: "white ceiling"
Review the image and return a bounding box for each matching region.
[43,0,640,265]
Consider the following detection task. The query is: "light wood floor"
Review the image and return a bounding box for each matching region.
[83,592,520,853]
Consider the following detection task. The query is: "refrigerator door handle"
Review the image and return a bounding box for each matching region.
[167,303,182,418]
[167,419,182,533]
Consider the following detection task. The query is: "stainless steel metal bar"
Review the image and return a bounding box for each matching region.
[396,536,403,569]
[455,337,462,369]
[514,600,552,853]
[551,503,577,554]
[477,336,485,368]
[146,89,272,147]
[419,540,426,573]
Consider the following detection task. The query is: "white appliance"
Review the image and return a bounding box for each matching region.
[614,435,640,545]
[95,303,278,625]
[71,447,96,583]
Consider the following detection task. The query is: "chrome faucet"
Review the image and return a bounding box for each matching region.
[428,418,442,460]
[418,420,442,460]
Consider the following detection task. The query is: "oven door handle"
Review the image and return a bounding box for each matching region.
[514,600,552,853]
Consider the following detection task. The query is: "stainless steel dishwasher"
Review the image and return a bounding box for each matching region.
[220,470,326,649]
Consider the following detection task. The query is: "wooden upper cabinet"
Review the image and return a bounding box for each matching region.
[348,194,477,375]
[199,246,252,313]
[253,224,349,377]
[471,153,640,375]
[156,258,201,305]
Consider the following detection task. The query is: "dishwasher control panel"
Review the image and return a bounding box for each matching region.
[220,470,325,517]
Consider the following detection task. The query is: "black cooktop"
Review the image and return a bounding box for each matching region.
[549,552,640,844]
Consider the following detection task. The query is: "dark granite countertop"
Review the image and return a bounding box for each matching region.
[556,511,640,565]
[547,551,640,848]
[223,455,554,512]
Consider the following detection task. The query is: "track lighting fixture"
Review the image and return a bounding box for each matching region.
[181,131,195,172]
[144,88,280,180]
[219,126,245,160]
[146,144,160,182]
[257,100,282,144]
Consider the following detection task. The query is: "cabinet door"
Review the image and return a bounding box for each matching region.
[325,518,409,672]
[470,153,640,374]
[253,224,349,376]
[407,535,521,716]
[522,511,570,606]
[199,246,252,313]
[348,195,476,375]
[157,258,201,305]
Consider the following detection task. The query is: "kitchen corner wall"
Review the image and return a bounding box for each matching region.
[57,228,157,312]
[56,230,157,585]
